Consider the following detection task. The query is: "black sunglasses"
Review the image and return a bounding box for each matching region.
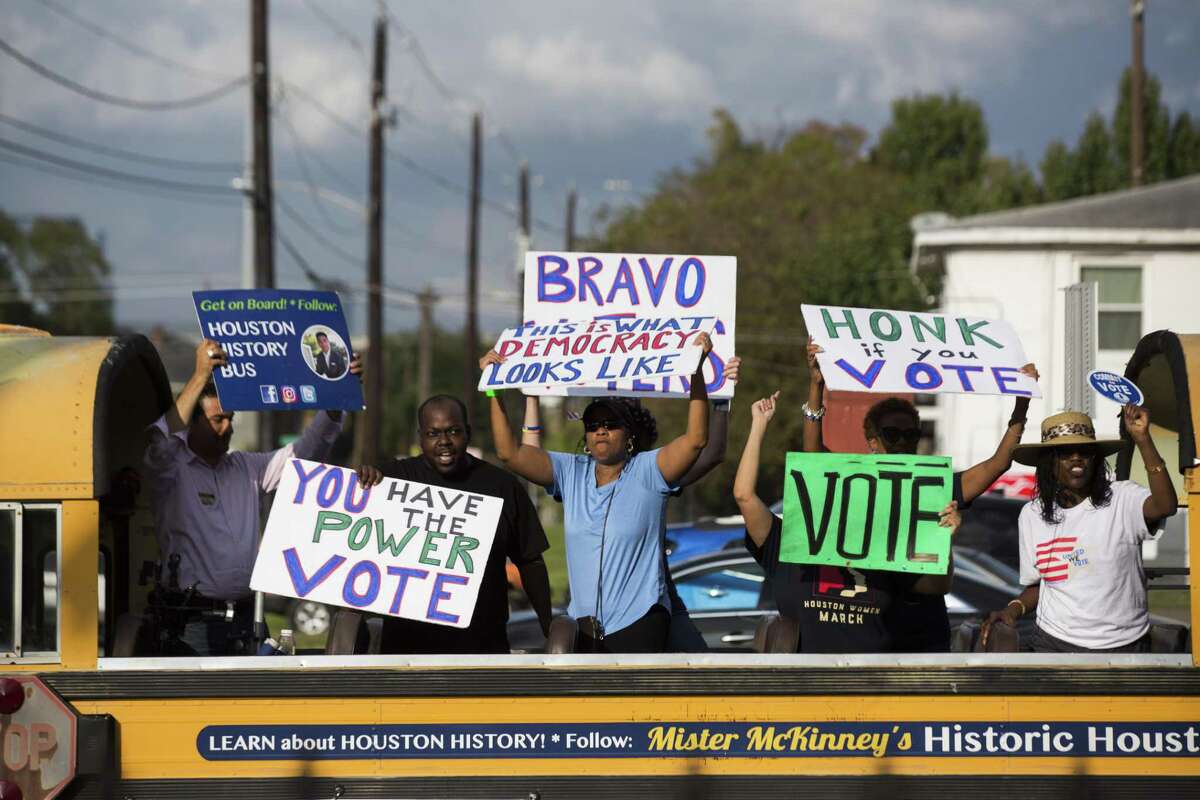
[583,418,625,433]
[879,426,921,446]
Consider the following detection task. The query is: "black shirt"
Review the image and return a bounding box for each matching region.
[883,472,967,652]
[378,454,549,654]
[747,516,917,653]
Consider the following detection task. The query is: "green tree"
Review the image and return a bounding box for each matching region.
[1040,140,1076,201]
[873,93,988,213]
[587,112,928,515]
[1073,113,1123,196]
[0,210,114,334]
[1113,68,1171,184]
[1167,111,1200,179]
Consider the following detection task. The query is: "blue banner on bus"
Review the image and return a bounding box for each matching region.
[197,722,1200,760]
[193,289,363,411]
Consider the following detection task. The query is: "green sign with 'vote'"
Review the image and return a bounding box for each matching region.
[780,452,953,575]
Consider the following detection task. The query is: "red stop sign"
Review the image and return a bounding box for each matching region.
[0,676,76,800]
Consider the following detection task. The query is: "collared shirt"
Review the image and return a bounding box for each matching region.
[547,449,675,635]
[145,412,341,600]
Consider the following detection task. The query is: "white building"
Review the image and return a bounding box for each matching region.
[912,175,1200,476]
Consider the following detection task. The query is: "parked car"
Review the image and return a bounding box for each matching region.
[667,492,1030,570]
[506,545,1038,653]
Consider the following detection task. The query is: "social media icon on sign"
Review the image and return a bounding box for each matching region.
[259,385,279,404]
[300,385,317,403]
[281,386,298,404]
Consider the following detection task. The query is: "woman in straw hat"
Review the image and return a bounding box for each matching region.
[981,405,1177,652]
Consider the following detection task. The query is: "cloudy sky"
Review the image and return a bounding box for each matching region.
[1,0,1197,338]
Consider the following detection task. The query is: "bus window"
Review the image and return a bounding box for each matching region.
[0,503,62,660]
[1,505,15,656]
[23,505,60,655]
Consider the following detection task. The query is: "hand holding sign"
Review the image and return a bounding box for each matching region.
[1122,403,1152,444]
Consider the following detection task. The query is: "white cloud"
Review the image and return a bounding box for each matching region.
[485,32,715,131]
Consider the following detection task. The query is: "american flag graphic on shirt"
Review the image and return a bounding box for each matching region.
[1035,536,1076,583]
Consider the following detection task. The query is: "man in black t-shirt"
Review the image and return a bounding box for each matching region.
[734,391,959,653]
[362,394,552,653]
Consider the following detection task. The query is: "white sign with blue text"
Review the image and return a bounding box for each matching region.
[802,304,1040,398]
[250,460,502,628]
[522,251,737,399]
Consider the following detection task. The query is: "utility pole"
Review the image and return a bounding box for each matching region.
[564,185,577,251]
[1130,0,1145,187]
[517,161,531,324]
[464,112,481,426]
[250,0,275,452]
[364,11,387,463]
[417,286,437,403]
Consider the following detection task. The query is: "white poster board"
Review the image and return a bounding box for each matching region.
[250,460,502,628]
[522,251,736,398]
[801,304,1040,398]
[479,315,711,391]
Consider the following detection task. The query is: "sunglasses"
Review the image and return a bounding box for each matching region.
[879,426,921,447]
[583,418,625,433]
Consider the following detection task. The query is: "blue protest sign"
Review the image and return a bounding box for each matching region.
[193,289,364,411]
[1087,370,1144,406]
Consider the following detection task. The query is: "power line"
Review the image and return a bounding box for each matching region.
[33,0,236,81]
[302,0,369,66]
[276,100,362,235]
[277,230,350,294]
[0,112,240,172]
[0,150,236,208]
[383,7,522,163]
[276,196,362,268]
[0,136,235,195]
[0,35,247,111]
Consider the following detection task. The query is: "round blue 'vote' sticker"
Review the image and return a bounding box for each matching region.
[1087,370,1144,406]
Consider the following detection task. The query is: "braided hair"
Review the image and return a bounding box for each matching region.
[1033,449,1113,524]
[611,397,658,455]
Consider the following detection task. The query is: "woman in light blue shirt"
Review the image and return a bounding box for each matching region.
[484,335,713,652]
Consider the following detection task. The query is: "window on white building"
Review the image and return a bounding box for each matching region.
[1080,266,1142,350]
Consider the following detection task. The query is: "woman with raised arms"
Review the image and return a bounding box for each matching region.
[481,333,714,653]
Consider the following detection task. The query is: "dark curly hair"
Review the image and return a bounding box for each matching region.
[863,397,920,439]
[1033,448,1113,524]
[578,397,658,457]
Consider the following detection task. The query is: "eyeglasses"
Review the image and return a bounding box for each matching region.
[879,426,921,447]
[583,419,625,433]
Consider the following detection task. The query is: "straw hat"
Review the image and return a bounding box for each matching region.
[1011,411,1124,467]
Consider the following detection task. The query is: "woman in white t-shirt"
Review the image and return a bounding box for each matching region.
[981,407,1177,652]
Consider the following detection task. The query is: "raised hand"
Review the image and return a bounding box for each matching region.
[479,349,505,371]
[751,391,780,426]
[193,338,227,379]
[349,352,364,377]
[1123,403,1151,443]
[806,336,824,384]
[724,356,742,384]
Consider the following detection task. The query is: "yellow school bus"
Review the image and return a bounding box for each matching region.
[2,327,1199,799]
